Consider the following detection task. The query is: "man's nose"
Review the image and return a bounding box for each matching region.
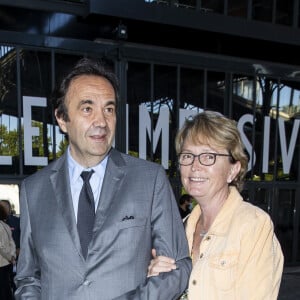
[93,110,107,127]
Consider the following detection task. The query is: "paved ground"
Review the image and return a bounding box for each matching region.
[278,267,300,299]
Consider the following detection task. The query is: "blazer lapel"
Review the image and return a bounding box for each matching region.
[93,148,125,233]
[50,155,82,257]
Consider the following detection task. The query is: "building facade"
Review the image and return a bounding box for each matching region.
[0,0,299,266]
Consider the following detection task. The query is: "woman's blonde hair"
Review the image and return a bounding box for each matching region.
[175,110,248,191]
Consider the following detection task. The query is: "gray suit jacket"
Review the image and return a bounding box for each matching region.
[15,148,191,300]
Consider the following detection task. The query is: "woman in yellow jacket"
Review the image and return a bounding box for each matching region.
[148,111,283,300]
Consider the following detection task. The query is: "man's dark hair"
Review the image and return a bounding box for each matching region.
[53,57,119,122]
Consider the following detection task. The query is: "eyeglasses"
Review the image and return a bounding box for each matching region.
[178,152,233,166]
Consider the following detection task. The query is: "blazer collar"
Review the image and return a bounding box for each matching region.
[93,148,126,232]
[50,153,83,257]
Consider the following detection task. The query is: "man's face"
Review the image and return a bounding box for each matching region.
[55,75,116,168]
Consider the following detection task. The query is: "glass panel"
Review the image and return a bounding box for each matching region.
[59,0,86,3]
[276,189,296,262]
[127,62,151,157]
[251,187,271,213]
[270,80,299,182]
[20,50,52,175]
[276,0,293,26]
[252,76,274,181]
[206,71,226,113]
[228,0,248,18]
[299,1,300,28]
[128,63,176,171]
[252,0,273,22]
[179,67,205,128]
[237,76,300,184]
[128,62,177,170]
[176,0,196,9]
[153,64,176,170]
[231,74,255,179]
[180,68,205,112]
[200,0,224,14]
[0,46,19,175]
[144,0,170,6]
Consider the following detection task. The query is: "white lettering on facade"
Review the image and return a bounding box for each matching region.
[139,104,169,169]
[278,117,300,174]
[1,100,299,175]
[23,96,48,166]
[0,155,12,165]
[237,114,256,171]
[263,116,270,173]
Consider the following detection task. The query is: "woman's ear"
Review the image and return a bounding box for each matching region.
[227,161,241,183]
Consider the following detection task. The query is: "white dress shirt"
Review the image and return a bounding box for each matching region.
[67,147,108,222]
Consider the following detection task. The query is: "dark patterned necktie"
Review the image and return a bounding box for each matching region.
[77,170,95,259]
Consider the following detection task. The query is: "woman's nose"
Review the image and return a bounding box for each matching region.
[191,156,202,171]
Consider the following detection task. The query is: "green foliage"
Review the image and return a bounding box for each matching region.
[0,121,59,159]
[57,138,69,157]
[0,124,19,156]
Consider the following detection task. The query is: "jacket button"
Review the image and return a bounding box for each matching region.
[199,253,203,258]
[192,279,197,285]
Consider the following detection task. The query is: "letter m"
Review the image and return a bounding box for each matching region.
[139,104,169,169]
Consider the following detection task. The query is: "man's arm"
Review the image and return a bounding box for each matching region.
[14,182,41,300]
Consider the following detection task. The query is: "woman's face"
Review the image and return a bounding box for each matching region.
[179,138,240,203]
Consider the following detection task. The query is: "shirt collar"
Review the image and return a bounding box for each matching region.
[67,146,109,184]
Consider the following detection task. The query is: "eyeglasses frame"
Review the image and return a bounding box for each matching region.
[178,152,234,166]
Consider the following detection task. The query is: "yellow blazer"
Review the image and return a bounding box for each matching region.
[185,187,283,300]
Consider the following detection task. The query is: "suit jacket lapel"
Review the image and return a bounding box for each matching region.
[50,154,82,257]
[93,148,125,233]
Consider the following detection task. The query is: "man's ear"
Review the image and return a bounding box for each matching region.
[55,109,67,134]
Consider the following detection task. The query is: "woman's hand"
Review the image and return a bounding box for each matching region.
[147,249,177,277]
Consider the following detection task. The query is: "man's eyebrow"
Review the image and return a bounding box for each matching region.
[105,100,116,106]
[79,99,93,105]
[77,99,93,108]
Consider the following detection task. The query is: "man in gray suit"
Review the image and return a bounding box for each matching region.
[15,57,191,299]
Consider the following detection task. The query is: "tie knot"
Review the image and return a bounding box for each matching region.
[81,170,94,182]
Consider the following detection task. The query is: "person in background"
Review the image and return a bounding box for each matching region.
[178,194,193,219]
[0,201,16,300]
[148,110,284,299]
[0,200,20,252]
[15,57,191,300]
[0,199,20,297]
